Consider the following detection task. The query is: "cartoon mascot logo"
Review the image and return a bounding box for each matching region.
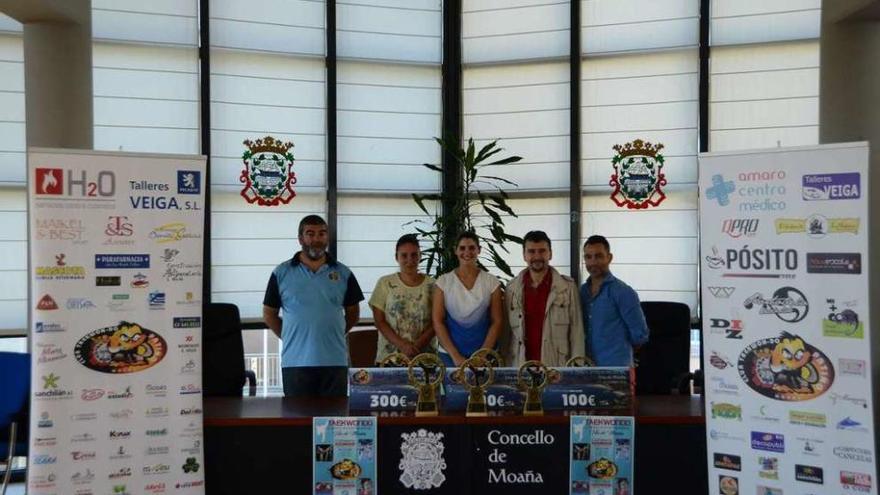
[738,331,833,401]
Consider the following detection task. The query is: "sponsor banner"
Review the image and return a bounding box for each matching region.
[348,368,419,412]
[442,368,524,412]
[28,149,206,495]
[569,416,634,495]
[442,367,632,413]
[700,143,875,495]
[312,417,377,495]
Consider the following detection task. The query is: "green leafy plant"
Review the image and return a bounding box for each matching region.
[410,137,524,278]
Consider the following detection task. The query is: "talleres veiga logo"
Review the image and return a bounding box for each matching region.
[738,332,834,401]
[74,321,166,373]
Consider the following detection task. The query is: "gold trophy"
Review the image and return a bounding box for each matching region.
[565,356,596,367]
[379,352,411,368]
[471,348,505,368]
[517,360,557,416]
[407,353,444,417]
[458,355,494,417]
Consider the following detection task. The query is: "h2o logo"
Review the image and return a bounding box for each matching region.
[35,168,115,197]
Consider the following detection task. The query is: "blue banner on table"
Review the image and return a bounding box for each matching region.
[349,368,419,412]
[443,367,633,412]
[443,368,523,411]
[313,417,378,495]
[569,416,634,495]
[544,367,632,411]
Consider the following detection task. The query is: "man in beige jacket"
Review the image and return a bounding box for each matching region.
[503,230,585,367]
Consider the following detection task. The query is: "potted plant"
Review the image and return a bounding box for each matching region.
[410,136,524,278]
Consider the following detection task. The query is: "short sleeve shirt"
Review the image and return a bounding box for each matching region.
[263,252,364,367]
[435,270,500,327]
[368,273,436,362]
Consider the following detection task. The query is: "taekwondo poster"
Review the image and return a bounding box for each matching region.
[313,417,378,495]
[700,142,875,495]
[27,148,207,495]
[569,416,634,495]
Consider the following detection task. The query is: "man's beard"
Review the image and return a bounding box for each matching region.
[529,260,547,272]
[304,245,326,260]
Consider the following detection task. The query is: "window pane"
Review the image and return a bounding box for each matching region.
[0,19,25,331]
[711,0,821,45]
[93,0,198,45]
[211,0,325,56]
[580,45,699,314]
[464,0,570,64]
[464,61,570,191]
[93,44,199,154]
[709,41,819,151]
[582,0,699,55]
[581,50,699,186]
[337,61,441,192]
[336,2,442,311]
[0,31,24,185]
[0,189,26,331]
[338,1,441,63]
[210,1,328,321]
[92,2,200,154]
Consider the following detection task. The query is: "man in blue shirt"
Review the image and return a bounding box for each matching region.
[263,215,364,397]
[580,235,648,366]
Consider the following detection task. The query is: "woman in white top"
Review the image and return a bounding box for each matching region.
[432,231,504,367]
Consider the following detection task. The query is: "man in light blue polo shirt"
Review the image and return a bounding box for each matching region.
[263,215,364,397]
[580,235,649,367]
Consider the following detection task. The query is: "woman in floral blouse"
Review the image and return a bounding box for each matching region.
[369,234,436,363]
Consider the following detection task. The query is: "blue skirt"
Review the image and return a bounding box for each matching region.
[444,312,489,359]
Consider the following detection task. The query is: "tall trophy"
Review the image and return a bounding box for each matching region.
[517,360,557,416]
[458,355,494,417]
[565,355,595,367]
[407,353,444,417]
[379,352,411,368]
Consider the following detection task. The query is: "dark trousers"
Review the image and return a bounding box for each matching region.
[282,366,348,397]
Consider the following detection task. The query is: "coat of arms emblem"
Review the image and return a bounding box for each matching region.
[240,135,296,206]
[609,139,667,209]
[399,429,446,489]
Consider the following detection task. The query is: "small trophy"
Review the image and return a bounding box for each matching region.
[458,355,494,417]
[407,353,444,417]
[565,356,596,367]
[379,352,411,368]
[517,360,556,416]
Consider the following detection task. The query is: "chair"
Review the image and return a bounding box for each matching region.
[0,352,29,495]
[202,303,257,396]
[347,328,378,367]
[636,302,694,395]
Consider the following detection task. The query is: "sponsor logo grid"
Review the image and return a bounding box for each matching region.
[700,148,874,495]
[28,155,206,494]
